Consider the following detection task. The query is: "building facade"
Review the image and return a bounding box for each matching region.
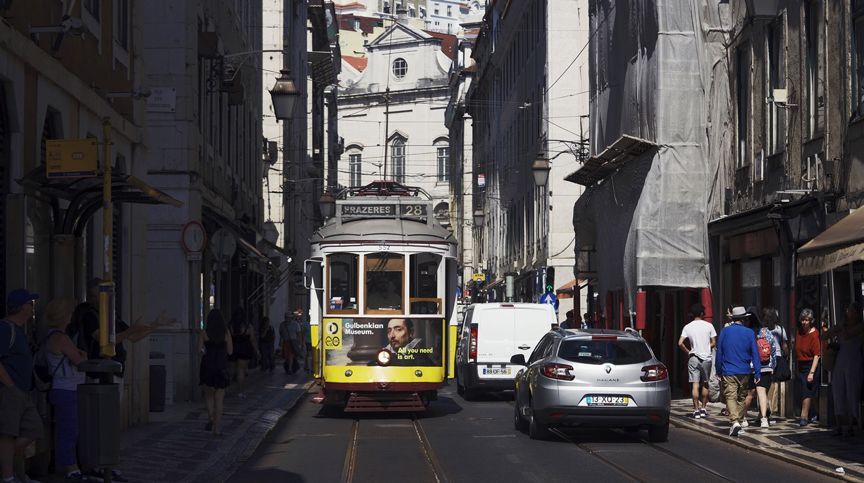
[0,0,176,430]
[467,0,588,321]
[337,16,455,224]
[141,0,268,407]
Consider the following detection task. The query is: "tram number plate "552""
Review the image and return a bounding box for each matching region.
[482,367,511,376]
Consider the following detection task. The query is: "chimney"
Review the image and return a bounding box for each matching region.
[396,7,408,23]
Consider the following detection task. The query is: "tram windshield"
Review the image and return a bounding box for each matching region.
[409,253,442,315]
[365,253,404,313]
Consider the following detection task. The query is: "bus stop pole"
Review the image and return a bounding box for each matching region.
[100,118,116,358]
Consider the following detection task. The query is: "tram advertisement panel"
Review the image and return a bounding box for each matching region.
[324,318,443,367]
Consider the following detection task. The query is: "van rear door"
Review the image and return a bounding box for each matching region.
[512,306,555,361]
[475,306,516,364]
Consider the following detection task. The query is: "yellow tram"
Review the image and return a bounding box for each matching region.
[305,182,458,412]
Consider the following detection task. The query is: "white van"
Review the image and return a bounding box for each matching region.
[454,303,557,399]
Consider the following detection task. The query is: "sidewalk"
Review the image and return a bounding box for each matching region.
[113,369,312,483]
[670,399,864,482]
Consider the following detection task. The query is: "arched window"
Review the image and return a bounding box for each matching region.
[391,136,406,183]
[347,144,363,187]
[434,137,449,182]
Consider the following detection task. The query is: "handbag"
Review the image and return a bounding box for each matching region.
[773,355,791,382]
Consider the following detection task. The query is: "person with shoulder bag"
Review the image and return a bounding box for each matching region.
[762,308,790,420]
[42,299,89,482]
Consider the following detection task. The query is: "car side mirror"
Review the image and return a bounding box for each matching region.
[510,354,527,365]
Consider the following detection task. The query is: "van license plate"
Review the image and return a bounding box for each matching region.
[587,396,628,406]
[482,367,512,376]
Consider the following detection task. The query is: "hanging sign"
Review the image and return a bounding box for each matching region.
[46,139,99,178]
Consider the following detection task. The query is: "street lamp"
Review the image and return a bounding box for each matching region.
[318,191,336,219]
[473,209,485,227]
[270,69,300,121]
[532,154,552,188]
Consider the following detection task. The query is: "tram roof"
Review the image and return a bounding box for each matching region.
[311,216,456,244]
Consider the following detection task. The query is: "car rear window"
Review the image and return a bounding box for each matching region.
[558,339,653,365]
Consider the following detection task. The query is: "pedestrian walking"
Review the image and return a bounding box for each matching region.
[755,321,779,428]
[199,309,233,436]
[678,303,717,419]
[559,310,576,330]
[43,298,89,481]
[279,313,295,374]
[259,317,275,374]
[0,288,44,483]
[229,307,256,393]
[739,307,761,426]
[715,306,762,437]
[822,302,863,437]
[287,310,303,374]
[795,308,821,427]
[763,307,789,421]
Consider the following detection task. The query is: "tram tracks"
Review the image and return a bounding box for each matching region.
[340,415,449,483]
[549,427,736,483]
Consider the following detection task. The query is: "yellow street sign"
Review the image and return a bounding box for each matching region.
[46,139,99,178]
[323,318,342,349]
[472,273,486,282]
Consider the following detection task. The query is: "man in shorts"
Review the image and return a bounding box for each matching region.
[678,303,717,419]
[0,288,44,483]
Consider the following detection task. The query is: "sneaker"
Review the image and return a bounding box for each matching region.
[64,472,88,483]
[810,415,819,424]
[88,469,129,483]
[729,422,741,437]
[700,408,708,418]
[799,419,809,427]
[760,418,769,428]
[741,419,749,428]
[720,408,729,416]
[693,410,701,419]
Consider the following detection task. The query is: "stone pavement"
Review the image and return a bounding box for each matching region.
[670,399,864,482]
[114,369,313,483]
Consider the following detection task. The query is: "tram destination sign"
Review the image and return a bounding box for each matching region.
[340,203,428,221]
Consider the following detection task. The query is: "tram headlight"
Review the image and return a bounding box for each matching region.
[415,370,423,378]
[376,349,393,366]
[344,369,353,377]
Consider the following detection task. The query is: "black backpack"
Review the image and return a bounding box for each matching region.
[32,329,66,391]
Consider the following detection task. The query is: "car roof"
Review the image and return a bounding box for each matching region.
[558,328,643,340]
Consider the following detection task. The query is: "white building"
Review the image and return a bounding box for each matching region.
[337,16,455,224]
[426,0,483,34]
[467,0,589,321]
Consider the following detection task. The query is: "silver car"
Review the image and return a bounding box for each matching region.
[512,328,671,441]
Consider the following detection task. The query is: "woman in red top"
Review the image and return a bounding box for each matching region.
[795,308,822,426]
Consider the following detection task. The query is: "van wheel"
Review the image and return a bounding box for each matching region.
[514,402,528,432]
[648,421,669,443]
[528,404,551,440]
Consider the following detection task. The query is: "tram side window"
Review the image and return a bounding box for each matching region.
[328,253,359,313]
[365,253,404,314]
[410,253,442,314]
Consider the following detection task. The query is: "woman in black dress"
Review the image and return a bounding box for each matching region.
[229,307,257,391]
[200,309,233,435]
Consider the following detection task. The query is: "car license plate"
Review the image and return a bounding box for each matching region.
[587,395,629,406]
[482,367,512,376]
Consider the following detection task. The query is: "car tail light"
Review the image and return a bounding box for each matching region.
[542,363,575,381]
[641,364,668,382]
[469,323,478,360]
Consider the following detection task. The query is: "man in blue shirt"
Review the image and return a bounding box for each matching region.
[0,288,44,483]
[715,306,761,437]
